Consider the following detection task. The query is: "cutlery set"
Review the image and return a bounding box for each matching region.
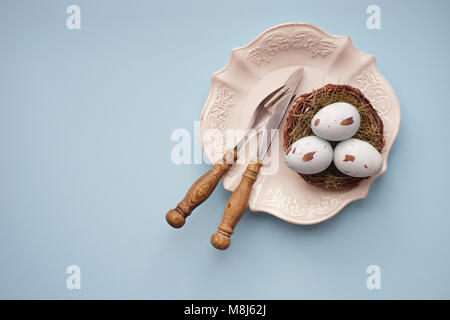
[166,68,304,250]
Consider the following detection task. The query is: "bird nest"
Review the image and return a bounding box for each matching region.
[283,84,384,190]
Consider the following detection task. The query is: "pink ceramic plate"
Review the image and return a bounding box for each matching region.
[199,22,401,225]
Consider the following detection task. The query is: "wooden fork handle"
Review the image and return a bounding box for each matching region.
[166,149,237,228]
[211,159,262,250]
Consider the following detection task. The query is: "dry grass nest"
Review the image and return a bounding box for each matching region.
[283,84,384,190]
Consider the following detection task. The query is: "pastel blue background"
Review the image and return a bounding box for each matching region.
[0,0,449,299]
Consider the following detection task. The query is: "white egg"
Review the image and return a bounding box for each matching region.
[284,136,333,174]
[311,102,361,141]
[333,138,383,177]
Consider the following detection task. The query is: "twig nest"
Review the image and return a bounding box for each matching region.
[283,84,384,190]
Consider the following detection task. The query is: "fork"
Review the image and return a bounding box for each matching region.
[166,86,288,228]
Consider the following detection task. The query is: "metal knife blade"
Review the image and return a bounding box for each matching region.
[257,67,304,160]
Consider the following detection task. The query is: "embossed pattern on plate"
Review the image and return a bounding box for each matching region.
[199,23,401,225]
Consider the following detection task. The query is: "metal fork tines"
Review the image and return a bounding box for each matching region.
[235,86,288,152]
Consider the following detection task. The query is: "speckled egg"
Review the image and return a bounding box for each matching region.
[333,138,383,177]
[311,102,361,141]
[284,136,333,174]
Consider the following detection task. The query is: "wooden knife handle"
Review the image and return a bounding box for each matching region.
[166,149,237,228]
[211,159,262,250]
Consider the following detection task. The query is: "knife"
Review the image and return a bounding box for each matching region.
[166,85,289,228]
[211,67,304,250]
